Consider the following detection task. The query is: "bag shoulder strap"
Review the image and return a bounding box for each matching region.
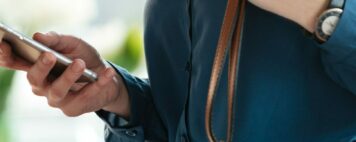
[205,0,246,141]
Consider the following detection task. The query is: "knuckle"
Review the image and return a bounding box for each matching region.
[27,73,38,86]
[0,62,7,68]
[49,86,62,98]
[97,80,107,88]
[1,60,12,67]
[77,95,95,112]
[62,73,76,83]
[0,54,11,61]
[81,103,93,114]
[61,109,81,117]
[31,88,43,96]
[48,89,65,106]
[92,83,102,92]
[68,35,82,42]
[38,61,51,71]
[47,100,59,108]
[0,60,4,66]
[78,92,92,104]
[104,90,118,104]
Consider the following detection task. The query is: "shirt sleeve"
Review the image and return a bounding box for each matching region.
[96,62,167,142]
[319,0,356,95]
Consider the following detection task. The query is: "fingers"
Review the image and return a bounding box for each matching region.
[33,32,82,54]
[33,32,61,47]
[0,42,13,66]
[0,42,12,58]
[58,68,116,117]
[79,68,116,97]
[27,52,56,96]
[29,31,116,117]
[0,42,31,71]
[47,59,85,106]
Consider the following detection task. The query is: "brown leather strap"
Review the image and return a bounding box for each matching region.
[205,0,246,141]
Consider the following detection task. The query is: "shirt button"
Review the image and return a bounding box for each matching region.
[125,130,137,137]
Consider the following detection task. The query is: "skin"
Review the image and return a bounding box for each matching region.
[249,0,329,32]
[0,32,130,118]
[0,0,329,118]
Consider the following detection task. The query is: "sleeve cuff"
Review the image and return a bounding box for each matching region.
[96,110,145,142]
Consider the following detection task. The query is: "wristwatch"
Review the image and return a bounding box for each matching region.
[315,0,345,42]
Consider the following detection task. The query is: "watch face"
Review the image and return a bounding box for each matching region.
[322,15,340,35]
[316,8,343,42]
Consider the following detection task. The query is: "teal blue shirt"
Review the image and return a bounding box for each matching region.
[97,0,356,141]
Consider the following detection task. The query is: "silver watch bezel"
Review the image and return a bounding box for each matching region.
[315,8,343,42]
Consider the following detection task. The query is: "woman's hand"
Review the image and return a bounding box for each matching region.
[0,32,130,118]
[0,41,32,71]
[249,0,329,32]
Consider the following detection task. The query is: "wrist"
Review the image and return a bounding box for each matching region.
[93,58,110,74]
[102,66,131,119]
[249,0,329,32]
[296,0,329,32]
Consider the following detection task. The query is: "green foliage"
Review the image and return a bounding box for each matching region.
[0,117,10,142]
[0,69,15,113]
[108,28,143,71]
[0,69,15,142]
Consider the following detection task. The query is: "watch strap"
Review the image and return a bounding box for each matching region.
[329,0,345,9]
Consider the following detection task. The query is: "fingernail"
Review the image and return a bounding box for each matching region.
[42,54,51,64]
[37,32,45,36]
[105,69,115,78]
[72,60,84,73]
[47,31,57,36]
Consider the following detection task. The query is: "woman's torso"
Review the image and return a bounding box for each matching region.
[144,0,356,141]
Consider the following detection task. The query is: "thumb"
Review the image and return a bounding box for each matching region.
[33,31,60,48]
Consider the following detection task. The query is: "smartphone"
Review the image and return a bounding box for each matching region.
[0,22,97,82]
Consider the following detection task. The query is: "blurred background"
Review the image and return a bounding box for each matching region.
[0,0,147,142]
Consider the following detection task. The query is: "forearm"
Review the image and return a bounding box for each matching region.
[249,0,329,32]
